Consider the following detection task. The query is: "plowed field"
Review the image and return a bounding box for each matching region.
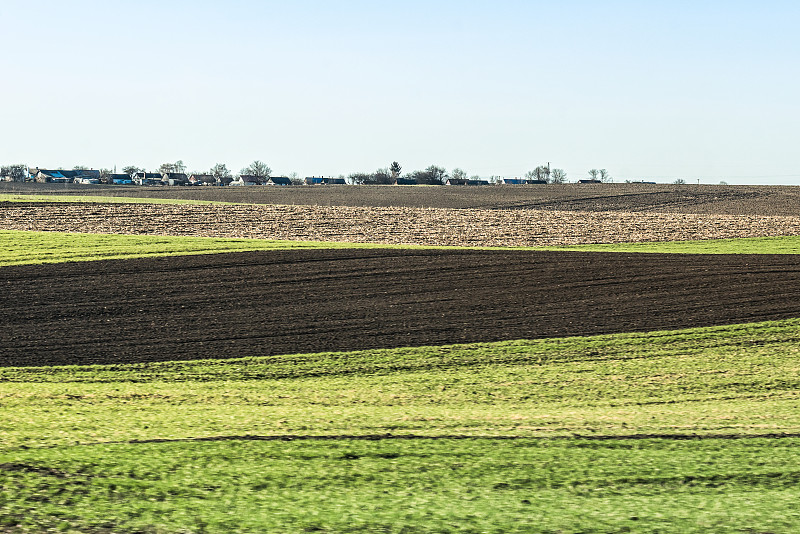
[5,201,800,246]
[4,181,800,215]
[3,249,800,367]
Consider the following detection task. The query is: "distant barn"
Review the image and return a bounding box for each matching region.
[305,177,346,185]
[446,178,490,186]
[162,172,189,186]
[33,169,101,184]
[108,173,133,185]
[132,172,164,186]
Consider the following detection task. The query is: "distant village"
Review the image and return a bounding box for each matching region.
[0,162,647,186]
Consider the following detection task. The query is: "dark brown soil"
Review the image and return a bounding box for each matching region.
[4,182,800,215]
[3,249,800,367]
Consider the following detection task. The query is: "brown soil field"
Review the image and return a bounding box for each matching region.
[4,181,800,215]
[5,201,800,247]
[2,249,800,367]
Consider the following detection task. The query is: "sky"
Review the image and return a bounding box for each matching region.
[2,1,798,184]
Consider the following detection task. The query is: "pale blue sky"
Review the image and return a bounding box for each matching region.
[2,1,798,183]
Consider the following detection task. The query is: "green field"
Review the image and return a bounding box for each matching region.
[3,319,800,532]
[0,230,383,267]
[4,222,800,532]
[4,230,800,268]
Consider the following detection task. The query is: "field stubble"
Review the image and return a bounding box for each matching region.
[5,201,800,246]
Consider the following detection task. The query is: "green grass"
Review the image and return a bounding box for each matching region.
[3,319,800,532]
[4,208,800,531]
[541,235,800,254]
[0,230,387,267]
[4,438,800,533]
[4,230,800,268]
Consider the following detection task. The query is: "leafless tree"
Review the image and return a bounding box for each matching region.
[0,164,27,182]
[551,168,567,183]
[409,165,447,185]
[526,165,551,182]
[210,163,232,182]
[122,165,142,177]
[588,169,600,181]
[159,161,186,175]
[242,160,272,179]
[451,168,468,181]
[374,168,392,184]
[599,169,611,183]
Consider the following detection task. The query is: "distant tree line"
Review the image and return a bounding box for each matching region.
[3,159,629,186]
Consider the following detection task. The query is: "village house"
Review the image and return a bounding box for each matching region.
[108,173,133,185]
[162,172,189,186]
[446,178,490,186]
[230,174,263,186]
[32,169,101,183]
[188,174,218,186]
[266,176,292,186]
[132,172,164,186]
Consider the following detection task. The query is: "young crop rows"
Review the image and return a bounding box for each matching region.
[4,248,800,367]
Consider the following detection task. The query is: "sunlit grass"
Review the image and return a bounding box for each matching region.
[0,230,392,266]
[3,319,800,532]
[540,235,800,254]
[4,230,800,268]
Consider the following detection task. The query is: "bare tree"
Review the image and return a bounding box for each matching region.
[551,168,567,184]
[159,162,176,174]
[588,169,600,181]
[122,165,142,177]
[673,178,686,184]
[407,166,447,185]
[210,163,232,184]
[373,168,392,184]
[599,169,611,183]
[451,168,468,181]
[0,164,27,182]
[422,165,448,185]
[348,172,372,185]
[526,165,551,182]
[158,161,186,175]
[242,160,272,179]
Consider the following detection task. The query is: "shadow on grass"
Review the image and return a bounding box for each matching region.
[116,432,800,444]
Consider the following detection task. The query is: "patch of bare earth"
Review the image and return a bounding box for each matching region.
[4,249,800,366]
[4,202,800,246]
